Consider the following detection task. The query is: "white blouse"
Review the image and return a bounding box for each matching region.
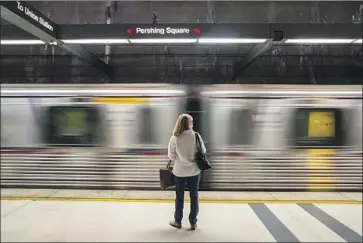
[168,129,206,177]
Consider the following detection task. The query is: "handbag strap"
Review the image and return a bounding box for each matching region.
[166,160,172,169]
[195,132,202,151]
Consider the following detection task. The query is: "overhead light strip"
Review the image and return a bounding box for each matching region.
[1,38,362,45]
[62,39,129,44]
[0,40,46,45]
[285,39,357,44]
[0,38,270,45]
[198,38,267,43]
[128,38,197,43]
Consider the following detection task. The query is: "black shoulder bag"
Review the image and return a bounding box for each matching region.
[195,132,212,171]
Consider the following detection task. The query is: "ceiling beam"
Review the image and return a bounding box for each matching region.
[232,40,274,80]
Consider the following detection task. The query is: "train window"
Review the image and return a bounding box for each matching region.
[229,108,252,145]
[137,107,155,144]
[43,106,102,146]
[293,108,343,148]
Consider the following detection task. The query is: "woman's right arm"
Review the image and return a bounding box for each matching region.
[168,136,177,161]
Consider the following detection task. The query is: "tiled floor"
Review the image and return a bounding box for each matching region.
[1,199,362,242]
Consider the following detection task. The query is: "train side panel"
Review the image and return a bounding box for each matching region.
[1,84,361,191]
[1,85,187,189]
[203,85,362,191]
[1,97,41,147]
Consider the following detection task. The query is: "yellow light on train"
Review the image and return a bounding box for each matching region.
[92,97,149,104]
[306,148,336,190]
[308,112,335,137]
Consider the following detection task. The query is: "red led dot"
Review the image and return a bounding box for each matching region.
[193,28,201,35]
[126,28,133,35]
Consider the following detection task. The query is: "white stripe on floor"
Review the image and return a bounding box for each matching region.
[314,204,363,236]
[266,203,345,242]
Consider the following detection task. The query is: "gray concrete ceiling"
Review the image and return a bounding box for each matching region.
[29,1,363,24]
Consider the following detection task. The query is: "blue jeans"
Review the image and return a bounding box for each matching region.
[174,174,200,225]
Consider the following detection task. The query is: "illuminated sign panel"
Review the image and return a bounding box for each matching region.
[0,1,57,37]
[126,26,201,37]
[136,27,190,35]
[15,1,54,32]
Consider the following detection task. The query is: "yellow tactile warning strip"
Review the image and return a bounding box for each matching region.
[0,197,361,205]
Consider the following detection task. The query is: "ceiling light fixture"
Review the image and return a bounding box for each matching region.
[62,39,129,44]
[129,38,197,44]
[285,39,356,44]
[2,38,360,46]
[0,40,46,45]
[198,38,267,44]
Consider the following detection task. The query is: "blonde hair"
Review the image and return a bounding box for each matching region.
[173,113,193,137]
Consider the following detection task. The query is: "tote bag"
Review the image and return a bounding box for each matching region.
[159,160,175,189]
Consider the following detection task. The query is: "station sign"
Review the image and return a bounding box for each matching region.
[0,1,57,37]
[125,25,201,38]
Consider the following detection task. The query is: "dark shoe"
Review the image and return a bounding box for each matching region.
[190,224,197,230]
[169,220,182,229]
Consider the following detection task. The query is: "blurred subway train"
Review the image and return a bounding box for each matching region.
[1,84,362,191]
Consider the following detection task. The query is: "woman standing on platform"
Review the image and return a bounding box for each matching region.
[168,113,206,231]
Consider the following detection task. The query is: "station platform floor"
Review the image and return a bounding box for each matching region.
[1,189,362,242]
